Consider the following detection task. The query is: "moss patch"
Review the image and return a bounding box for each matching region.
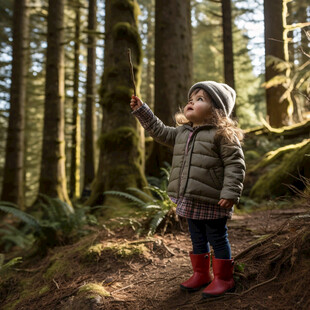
[112,22,142,62]
[250,140,310,199]
[39,285,50,295]
[78,282,110,298]
[98,126,138,151]
[43,257,73,281]
[84,241,149,261]
[101,85,132,109]
[249,139,309,173]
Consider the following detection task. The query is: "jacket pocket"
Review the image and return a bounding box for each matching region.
[209,168,222,189]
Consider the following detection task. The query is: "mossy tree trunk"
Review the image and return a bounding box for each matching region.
[264,0,290,128]
[250,139,310,199]
[146,0,192,177]
[70,1,81,200]
[87,0,147,205]
[83,0,97,194]
[39,0,70,204]
[1,0,29,209]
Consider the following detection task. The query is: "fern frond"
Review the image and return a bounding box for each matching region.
[148,211,165,235]
[0,256,22,273]
[103,191,146,207]
[0,204,41,230]
[144,204,161,210]
[127,187,153,202]
[53,198,74,217]
[144,186,165,200]
[160,167,170,179]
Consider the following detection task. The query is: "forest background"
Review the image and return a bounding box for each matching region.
[0,0,310,309]
[1,0,309,209]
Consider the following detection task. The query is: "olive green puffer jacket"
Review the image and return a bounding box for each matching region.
[133,104,246,205]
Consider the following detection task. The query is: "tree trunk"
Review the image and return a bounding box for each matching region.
[221,0,235,90]
[264,0,289,128]
[145,0,155,110]
[83,0,97,194]
[1,0,29,209]
[87,0,147,205]
[147,0,192,177]
[39,0,70,203]
[70,2,81,200]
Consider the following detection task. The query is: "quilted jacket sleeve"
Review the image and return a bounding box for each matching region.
[132,103,177,147]
[219,137,246,204]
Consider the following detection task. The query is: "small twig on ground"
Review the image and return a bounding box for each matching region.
[228,271,279,297]
[111,280,146,294]
[53,278,60,289]
[162,242,175,256]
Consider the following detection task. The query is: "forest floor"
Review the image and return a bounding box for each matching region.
[1,203,310,310]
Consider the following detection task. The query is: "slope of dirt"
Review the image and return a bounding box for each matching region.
[1,207,309,310]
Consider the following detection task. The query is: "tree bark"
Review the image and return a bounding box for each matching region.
[145,0,155,110]
[221,0,235,90]
[70,2,81,199]
[83,0,97,194]
[147,0,193,177]
[1,0,29,209]
[264,0,289,128]
[87,0,147,205]
[39,0,70,203]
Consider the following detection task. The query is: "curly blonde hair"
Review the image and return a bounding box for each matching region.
[175,88,244,144]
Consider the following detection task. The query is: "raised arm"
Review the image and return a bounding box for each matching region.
[130,95,177,147]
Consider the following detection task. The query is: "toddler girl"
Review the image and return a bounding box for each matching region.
[130,81,245,298]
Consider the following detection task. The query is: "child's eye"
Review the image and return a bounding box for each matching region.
[198,97,203,101]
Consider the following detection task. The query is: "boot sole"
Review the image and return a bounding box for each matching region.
[180,282,211,292]
[202,286,235,298]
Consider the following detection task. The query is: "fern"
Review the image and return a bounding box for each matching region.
[103,165,176,235]
[0,197,97,252]
[0,255,22,275]
[148,211,166,235]
[103,190,146,207]
[0,203,41,230]
[127,187,154,202]
[145,186,165,201]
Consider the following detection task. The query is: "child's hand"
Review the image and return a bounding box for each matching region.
[218,199,234,209]
[130,95,143,111]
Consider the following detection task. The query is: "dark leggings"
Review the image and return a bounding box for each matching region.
[187,217,231,259]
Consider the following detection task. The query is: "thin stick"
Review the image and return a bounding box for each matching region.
[127,48,136,96]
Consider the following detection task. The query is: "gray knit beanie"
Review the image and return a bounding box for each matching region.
[188,81,236,117]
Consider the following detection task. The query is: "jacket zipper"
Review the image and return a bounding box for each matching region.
[177,129,193,197]
[177,128,198,197]
[181,132,197,196]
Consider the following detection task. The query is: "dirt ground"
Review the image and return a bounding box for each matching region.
[1,206,310,310]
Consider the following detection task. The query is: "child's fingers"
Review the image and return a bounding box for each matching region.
[130,95,142,110]
[218,199,233,209]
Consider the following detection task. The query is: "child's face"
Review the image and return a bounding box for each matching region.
[184,89,213,127]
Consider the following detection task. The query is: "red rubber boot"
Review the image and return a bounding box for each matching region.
[180,252,213,292]
[202,257,235,298]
